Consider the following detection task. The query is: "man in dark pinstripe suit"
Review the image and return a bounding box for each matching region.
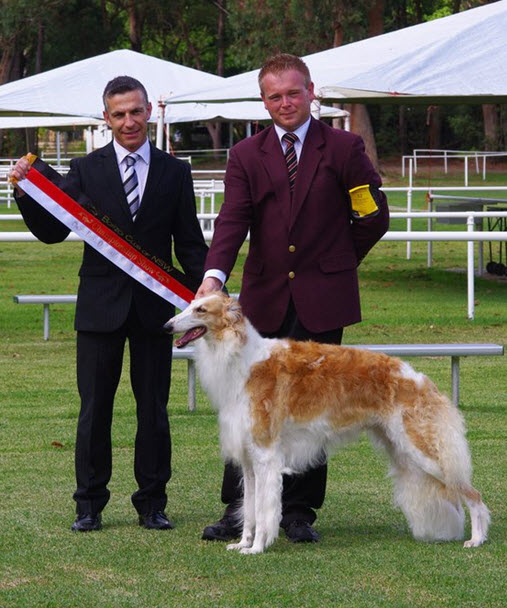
[11,76,208,532]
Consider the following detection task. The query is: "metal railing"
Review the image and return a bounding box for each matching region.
[401,150,507,185]
[2,208,506,321]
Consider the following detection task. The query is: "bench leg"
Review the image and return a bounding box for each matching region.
[187,359,196,412]
[451,356,460,406]
[43,304,50,341]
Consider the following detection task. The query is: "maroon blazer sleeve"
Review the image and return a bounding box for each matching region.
[204,144,254,278]
[341,135,389,264]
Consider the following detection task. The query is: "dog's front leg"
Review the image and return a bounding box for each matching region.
[227,460,255,551]
[241,450,283,554]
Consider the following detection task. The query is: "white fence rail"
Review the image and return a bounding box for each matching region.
[2,209,506,321]
[402,149,507,184]
[1,158,225,208]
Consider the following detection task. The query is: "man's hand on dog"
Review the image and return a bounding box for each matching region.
[195,276,223,300]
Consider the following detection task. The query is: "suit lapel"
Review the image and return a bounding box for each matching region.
[260,127,292,227]
[135,143,164,222]
[290,118,324,229]
[100,142,133,224]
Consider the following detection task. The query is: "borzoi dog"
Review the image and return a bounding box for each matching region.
[165,293,490,554]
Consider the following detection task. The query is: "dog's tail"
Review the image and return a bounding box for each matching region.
[391,466,466,541]
[433,390,473,486]
[389,386,490,545]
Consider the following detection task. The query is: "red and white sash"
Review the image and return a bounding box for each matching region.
[16,155,194,310]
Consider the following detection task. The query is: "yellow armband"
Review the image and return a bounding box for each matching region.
[348,184,379,218]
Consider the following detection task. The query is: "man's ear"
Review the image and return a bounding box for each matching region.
[103,110,112,128]
[308,81,315,101]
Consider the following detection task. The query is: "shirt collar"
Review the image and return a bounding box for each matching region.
[113,138,151,166]
[274,116,312,146]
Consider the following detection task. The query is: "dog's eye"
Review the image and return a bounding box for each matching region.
[196,306,206,313]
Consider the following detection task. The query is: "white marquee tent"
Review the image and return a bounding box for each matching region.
[167,1,507,106]
[0,49,224,121]
[0,48,348,144]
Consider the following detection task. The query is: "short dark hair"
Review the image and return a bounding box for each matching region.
[258,53,312,93]
[102,76,149,110]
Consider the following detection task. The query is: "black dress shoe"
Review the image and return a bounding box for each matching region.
[138,510,174,530]
[284,520,319,543]
[71,513,102,532]
[202,515,242,541]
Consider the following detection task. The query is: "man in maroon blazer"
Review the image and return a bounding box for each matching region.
[196,54,389,543]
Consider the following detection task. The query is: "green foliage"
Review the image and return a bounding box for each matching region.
[40,0,124,69]
[444,106,485,150]
[226,0,373,70]
[370,104,494,158]
[130,0,223,73]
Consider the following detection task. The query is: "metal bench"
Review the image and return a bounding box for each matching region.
[354,343,504,406]
[172,347,197,412]
[13,294,78,340]
[12,294,198,412]
[173,343,503,409]
[13,294,504,409]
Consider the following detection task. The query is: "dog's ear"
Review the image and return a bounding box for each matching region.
[225,298,243,325]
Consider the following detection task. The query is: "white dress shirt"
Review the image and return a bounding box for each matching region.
[273,116,311,161]
[113,138,151,202]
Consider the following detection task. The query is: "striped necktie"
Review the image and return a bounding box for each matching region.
[123,153,140,219]
[282,132,298,192]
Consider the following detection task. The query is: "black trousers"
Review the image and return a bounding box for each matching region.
[221,299,343,526]
[73,304,173,517]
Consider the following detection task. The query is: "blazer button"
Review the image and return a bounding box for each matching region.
[288,245,296,253]
[288,271,295,279]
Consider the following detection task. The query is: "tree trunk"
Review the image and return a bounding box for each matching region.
[413,0,424,23]
[0,41,21,155]
[35,23,44,73]
[367,0,385,37]
[0,43,16,85]
[482,104,499,150]
[345,104,380,172]
[427,105,441,150]
[127,0,143,52]
[207,0,226,151]
[216,0,226,77]
[346,0,385,172]
[206,121,222,159]
[399,105,408,155]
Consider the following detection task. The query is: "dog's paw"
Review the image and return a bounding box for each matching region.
[463,538,485,548]
[239,546,265,555]
[226,541,252,551]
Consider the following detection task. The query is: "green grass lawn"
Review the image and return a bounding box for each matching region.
[0,168,506,608]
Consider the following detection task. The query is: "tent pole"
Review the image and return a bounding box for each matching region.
[56,132,61,166]
[156,100,166,150]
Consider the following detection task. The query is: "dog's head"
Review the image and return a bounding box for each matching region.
[164,292,244,348]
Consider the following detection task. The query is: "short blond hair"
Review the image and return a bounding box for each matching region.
[258,53,312,93]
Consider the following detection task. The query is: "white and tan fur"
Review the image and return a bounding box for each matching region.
[165,293,490,554]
